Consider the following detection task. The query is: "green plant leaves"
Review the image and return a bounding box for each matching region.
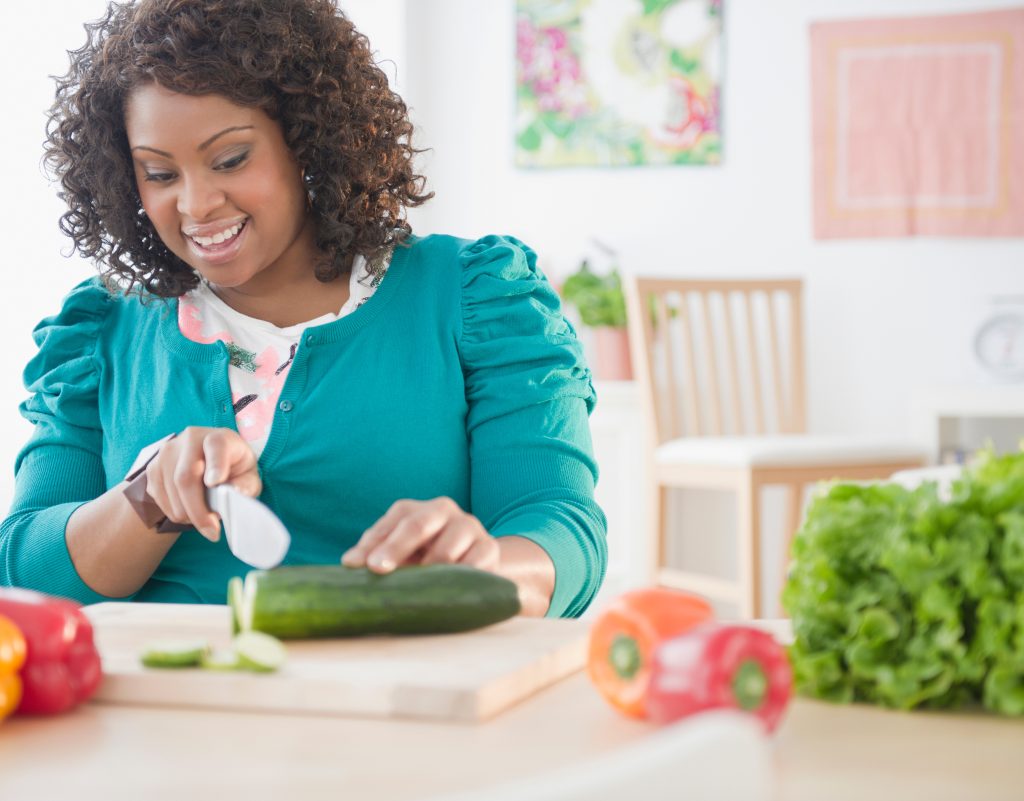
[560,261,627,328]
[782,448,1024,715]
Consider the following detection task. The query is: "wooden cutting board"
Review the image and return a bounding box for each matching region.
[84,602,589,723]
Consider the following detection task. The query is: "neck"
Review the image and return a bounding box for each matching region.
[209,267,352,328]
[208,218,354,326]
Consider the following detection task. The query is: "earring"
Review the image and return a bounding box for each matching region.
[301,169,313,210]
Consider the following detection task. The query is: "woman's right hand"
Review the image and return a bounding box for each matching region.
[142,427,261,541]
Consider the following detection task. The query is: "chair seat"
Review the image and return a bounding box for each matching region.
[654,434,926,468]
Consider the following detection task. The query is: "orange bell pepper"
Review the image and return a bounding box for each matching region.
[587,587,714,718]
[0,614,26,722]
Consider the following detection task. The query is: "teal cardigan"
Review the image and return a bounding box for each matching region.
[0,234,607,617]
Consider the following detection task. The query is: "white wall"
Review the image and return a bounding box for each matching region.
[402,0,1024,441]
[342,0,406,92]
[0,3,112,512]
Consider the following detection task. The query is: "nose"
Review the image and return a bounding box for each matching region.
[176,173,227,221]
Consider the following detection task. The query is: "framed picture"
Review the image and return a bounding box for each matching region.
[811,8,1024,238]
[516,0,723,168]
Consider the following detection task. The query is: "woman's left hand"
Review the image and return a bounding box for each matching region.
[341,497,500,574]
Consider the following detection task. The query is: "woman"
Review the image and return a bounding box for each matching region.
[0,0,606,618]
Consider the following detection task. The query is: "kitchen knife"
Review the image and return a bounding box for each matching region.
[205,484,291,569]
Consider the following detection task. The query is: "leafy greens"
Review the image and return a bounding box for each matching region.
[782,448,1024,714]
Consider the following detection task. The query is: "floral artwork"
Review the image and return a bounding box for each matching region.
[516,0,722,168]
[811,8,1024,238]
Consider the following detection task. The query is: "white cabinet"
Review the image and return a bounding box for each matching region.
[912,385,1024,464]
[586,381,647,614]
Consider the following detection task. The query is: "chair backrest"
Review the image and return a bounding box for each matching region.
[625,277,806,445]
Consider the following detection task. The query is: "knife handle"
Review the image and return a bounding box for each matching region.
[123,434,190,533]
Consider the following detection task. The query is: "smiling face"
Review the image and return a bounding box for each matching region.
[124,83,317,296]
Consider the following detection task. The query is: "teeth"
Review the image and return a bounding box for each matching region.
[191,221,244,248]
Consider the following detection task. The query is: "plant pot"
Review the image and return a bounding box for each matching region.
[592,326,633,381]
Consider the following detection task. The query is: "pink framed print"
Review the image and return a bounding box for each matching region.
[811,8,1024,239]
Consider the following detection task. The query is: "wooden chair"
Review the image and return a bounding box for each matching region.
[624,277,926,618]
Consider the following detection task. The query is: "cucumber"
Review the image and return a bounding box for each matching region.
[200,648,243,671]
[233,631,288,672]
[239,564,521,639]
[140,640,211,668]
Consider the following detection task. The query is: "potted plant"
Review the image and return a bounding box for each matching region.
[561,259,633,381]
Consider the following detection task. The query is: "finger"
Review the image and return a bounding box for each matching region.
[148,458,190,524]
[458,537,501,572]
[419,522,477,566]
[366,502,454,572]
[142,461,178,522]
[406,543,431,564]
[203,430,257,489]
[229,471,262,498]
[175,457,220,541]
[342,501,414,567]
[341,521,396,567]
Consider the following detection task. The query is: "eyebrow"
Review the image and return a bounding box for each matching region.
[130,125,255,158]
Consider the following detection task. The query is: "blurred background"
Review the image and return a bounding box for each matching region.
[1,0,1021,613]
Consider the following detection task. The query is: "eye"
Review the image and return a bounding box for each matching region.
[143,171,175,183]
[215,151,249,171]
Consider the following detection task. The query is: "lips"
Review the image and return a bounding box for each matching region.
[184,218,250,265]
[186,217,247,247]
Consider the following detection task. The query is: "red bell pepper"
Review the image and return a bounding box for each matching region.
[647,623,792,733]
[0,588,102,715]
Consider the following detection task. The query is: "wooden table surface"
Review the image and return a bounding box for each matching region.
[2,666,1023,801]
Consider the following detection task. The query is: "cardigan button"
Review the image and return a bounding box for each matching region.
[279,400,294,413]
[305,335,315,346]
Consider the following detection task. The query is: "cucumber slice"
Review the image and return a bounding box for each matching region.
[227,576,245,635]
[241,572,257,634]
[232,631,287,673]
[140,640,211,668]
[200,648,243,671]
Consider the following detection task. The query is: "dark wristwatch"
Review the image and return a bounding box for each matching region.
[122,433,190,533]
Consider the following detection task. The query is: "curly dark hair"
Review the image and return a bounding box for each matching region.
[44,0,432,297]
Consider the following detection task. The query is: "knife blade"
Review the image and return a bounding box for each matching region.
[205,484,291,569]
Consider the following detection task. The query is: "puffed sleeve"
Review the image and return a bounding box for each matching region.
[0,277,120,602]
[459,235,607,617]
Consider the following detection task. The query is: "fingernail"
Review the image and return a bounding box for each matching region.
[369,554,394,571]
[205,470,216,486]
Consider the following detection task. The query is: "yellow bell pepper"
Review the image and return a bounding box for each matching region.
[0,613,26,721]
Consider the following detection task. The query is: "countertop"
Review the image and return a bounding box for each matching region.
[2,667,1023,801]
